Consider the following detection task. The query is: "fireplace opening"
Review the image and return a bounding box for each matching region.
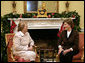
[28,29,59,49]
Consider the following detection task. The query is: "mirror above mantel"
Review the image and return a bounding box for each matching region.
[24,1,59,13]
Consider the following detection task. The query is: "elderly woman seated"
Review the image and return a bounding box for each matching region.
[12,21,36,62]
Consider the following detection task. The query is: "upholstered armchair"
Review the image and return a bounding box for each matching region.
[5,33,40,62]
[56,32,84,62]
[72,32,84,62]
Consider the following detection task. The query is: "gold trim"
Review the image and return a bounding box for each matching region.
[5,33,15,46]
[57,1,59,13]
[24,1,27,13]
[26,11,37,13]
[65,1,69,12]
[11,48,16,61]
[24,1,38,13]
[5,33,15,62]
[24,1,59,13]
[79,32,84,34]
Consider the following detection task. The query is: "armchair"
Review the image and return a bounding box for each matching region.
[5,33,40,62]
[56,32,84,62]
[72,32,84,62]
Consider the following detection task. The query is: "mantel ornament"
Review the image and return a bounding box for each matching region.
[37,2,48,18]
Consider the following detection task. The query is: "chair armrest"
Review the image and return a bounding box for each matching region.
[56,54,59,57]
[33,45,40,58]
[33,45,40,49]
[33,45,38,48]
[81,46,84,62]
[56,54,60,62]
[10,48,16,62]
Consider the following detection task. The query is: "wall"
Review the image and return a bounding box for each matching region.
[1,1,24,16]
[43,1,57,12]
[1,1,13,16]
[59,1,84,29]
[69,1,84,29]
[15,1,24,14]
[1,1,84,29]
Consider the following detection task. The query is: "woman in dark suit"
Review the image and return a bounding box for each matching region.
[57,18,79,62]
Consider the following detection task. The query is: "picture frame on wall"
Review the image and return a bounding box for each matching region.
[24,1,59,13]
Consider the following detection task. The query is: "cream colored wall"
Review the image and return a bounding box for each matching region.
[1,1,84,29]
[15,1,24,14]
[59,1,84,29]
[43,1,57,12]
[69,1,84,29]
[1,1,13,16]
[59,1,66,13]
[1,1,24,16]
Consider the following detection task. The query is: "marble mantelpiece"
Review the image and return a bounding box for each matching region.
[8,18,75,33]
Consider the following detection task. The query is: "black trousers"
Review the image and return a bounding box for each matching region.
[59,50,79,62]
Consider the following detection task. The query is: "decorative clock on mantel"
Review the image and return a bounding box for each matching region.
[37,2,48,18]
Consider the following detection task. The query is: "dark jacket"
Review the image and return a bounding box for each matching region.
[57,29,79,51]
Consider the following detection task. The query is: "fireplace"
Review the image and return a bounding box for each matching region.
[8,18,74,49]
[28,29,59,49]
[8,18,75,62]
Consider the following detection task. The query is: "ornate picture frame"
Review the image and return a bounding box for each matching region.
[24,1,59,13]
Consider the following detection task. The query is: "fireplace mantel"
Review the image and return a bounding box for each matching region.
[8,18,75,33]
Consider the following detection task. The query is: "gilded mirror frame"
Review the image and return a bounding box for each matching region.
[24,1,59,13]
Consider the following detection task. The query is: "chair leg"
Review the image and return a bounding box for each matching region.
[35,56,40,62]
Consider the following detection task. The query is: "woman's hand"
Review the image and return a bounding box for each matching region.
[63,49,71,55]
[58,47,64,55]
[28,46,33,51]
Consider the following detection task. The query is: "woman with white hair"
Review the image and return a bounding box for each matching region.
[12,21,36,62]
